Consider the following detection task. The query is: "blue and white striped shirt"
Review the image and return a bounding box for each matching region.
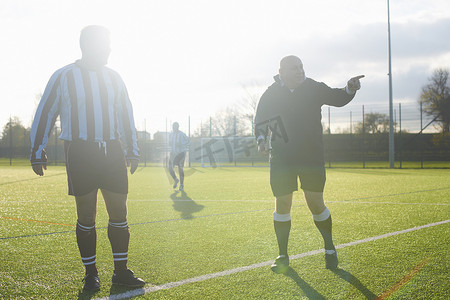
[169,130,190,156]
[30,60,139,163]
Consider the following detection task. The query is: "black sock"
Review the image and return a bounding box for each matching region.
[314,215,335,251]
[179,167,184,185]
[76,221,97,275]
[108,220,130,272]
[168,164,177,181]
[274,220,291,256]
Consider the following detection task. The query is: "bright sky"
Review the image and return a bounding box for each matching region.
[1,0,450,137]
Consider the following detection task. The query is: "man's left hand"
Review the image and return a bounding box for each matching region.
[127,159,139,174]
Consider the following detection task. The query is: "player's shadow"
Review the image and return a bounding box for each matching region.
[170,190,204,220]
[77,288,99,299]
[107,285,146,299]
[284,267,327,299]
[331,268,377,299]
[77,284,145,299]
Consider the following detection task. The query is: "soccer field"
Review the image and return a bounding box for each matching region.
[0,166,449,299]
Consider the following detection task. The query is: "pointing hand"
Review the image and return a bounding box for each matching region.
[347,75,365,93]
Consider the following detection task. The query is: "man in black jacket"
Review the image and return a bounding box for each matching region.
[255,55,363,273]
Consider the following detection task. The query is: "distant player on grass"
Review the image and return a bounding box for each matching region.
[254,55,364,273]
[30,25,145,291]
[168,122,190,191]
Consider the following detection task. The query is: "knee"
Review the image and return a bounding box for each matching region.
[309,204,326,216]
[109,201,128,221]
[108,204,127,221]
[304,191,325,215]
[277,203,290,214]
[77,213,96,226]
[76,204,96,225]
[275,196,292,214]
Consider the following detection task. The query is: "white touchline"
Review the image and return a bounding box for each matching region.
[327,201,450,206]
[95,219,450,300]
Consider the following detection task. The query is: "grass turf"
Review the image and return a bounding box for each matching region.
[0,166,449,299]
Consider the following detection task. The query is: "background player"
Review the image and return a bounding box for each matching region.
[168,122,190,191]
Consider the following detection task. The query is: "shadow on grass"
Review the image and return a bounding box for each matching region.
[284,267,327,299]
[77,288,99,300]
[170,190,204,219]
[0,171,66,186]
[76,278,147,299]
[332,268,377,299]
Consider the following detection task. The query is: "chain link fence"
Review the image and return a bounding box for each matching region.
[1,102,449,168]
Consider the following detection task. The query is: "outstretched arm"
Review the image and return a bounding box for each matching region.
[321,75,365,107]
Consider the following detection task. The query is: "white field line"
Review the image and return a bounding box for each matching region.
[128,199,450,206]
[1,200,449,206]
[3,186,449,204]
[95,219,450,300]
[327,201,450,206]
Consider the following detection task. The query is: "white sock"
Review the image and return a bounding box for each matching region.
[313,207,331,222]
[273,212,291,222]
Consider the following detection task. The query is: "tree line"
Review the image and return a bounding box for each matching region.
[2,68,449,146]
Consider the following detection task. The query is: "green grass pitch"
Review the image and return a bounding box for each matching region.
[0,165,449,299]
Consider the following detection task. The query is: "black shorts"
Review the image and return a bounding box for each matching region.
[64,140,128,196]
[170,152,186,167]
[270,163,326,197]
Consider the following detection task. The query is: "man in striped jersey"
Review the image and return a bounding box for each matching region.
[168,122,190,191]
[30,25,145,291]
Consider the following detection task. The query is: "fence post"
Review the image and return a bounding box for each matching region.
[350,111,352,135]
[362,105,365,168]
[399,103,402,169]
[234,116,237,166]
[9,116,12,166]
[420,102,423,169]
[328,107,331,168]
[144,119,147,167]
[188,115,191,167]
[350,111,353,167]
[165,117,168,168]
[54,125,58,165]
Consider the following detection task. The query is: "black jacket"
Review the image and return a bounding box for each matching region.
[254,75,355,166]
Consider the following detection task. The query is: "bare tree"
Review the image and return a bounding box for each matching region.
[237,81,264,135]
[420,68,450,133]
[193,82,265,137]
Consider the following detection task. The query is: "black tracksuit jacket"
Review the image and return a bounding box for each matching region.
[254,75,355,166]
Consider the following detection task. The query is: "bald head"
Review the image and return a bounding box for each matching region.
[279,55,305,89]
[280,55,302,69]
[80,25,111,68]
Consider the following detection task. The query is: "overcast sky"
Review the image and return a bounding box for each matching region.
[1,0,449,136]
